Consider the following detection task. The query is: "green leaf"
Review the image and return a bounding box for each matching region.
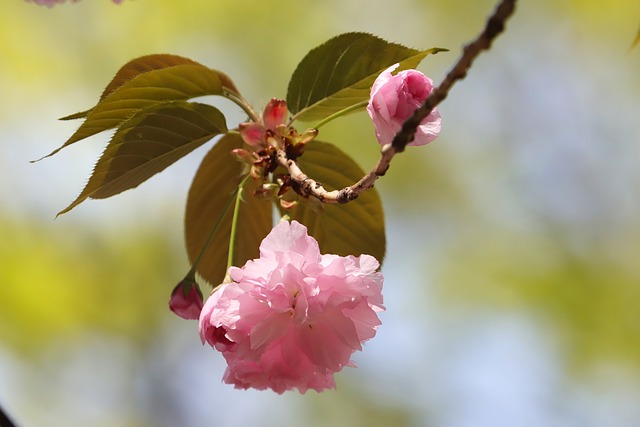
[59,54,211,121]
[633,25,640,49]
[58,101,228,216]
[287,141,385,263]
[43,62,237,160]
[184,133,273,286]
[286,32,446,123]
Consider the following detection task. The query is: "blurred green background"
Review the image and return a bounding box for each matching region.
[1,0,640,426]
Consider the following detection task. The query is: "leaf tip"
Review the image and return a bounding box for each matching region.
[59,109,91,121]
[30,150,57,163]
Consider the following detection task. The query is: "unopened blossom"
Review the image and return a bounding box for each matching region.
[238,98,288,148]
[367,63,441,147]
[169,277,204,320]
[199,220,384,394]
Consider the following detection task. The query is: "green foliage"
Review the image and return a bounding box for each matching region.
[59,54,217,121]
[286,32,445,123]
[287,141,386,262]
[43,55,238,159]
[184,134,273,286]
[58,101,227,215]
[47,32,436,285]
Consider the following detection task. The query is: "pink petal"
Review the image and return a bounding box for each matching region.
[263,98,288,131]
[238,122,266,147]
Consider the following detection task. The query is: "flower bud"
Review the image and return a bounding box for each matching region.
[263,98,288,131]
[367,63,441,147]
[230,148,256,165]
[239,122,267,147]
[169,277,204,320]
[298,128,319,145]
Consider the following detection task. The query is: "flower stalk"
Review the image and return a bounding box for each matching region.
[308,100,368,130]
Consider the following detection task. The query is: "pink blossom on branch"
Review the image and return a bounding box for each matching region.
[238,98,288,148]
[199,220,384,393]
[27,0,122,6]
[367,63,441,147]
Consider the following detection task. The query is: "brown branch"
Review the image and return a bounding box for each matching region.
[392,0,516,153]
[282,0,517,204]
[275,149,342,203]
[0,403,17,427]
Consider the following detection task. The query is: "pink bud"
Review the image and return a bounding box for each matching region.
[239,122,267,147]
[262,98,288,131]
[169,278,204,320]
[367,64,441,147]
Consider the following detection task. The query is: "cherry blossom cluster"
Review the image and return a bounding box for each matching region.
[168,64,440,393]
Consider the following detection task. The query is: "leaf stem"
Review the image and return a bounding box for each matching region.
[307,100,369,130]
[186,175,246,280]
[226,175,249,271]
[0,403,16,427]
[223,89,261,122]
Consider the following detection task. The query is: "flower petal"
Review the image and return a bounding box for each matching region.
[239,122,266,147]
[263,98,288,131]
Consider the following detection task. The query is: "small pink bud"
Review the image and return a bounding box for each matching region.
[367,64,441,147]
[239,122,266,147]
[169,278,204,320]
[263,98,288,131]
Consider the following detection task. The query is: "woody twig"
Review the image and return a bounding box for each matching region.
[278,0,517,204]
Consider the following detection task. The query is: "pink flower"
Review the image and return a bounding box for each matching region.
[199,220,384,393]
[26,0,67,5]
[169,278,204,320]
[367,63,441,147]
[239,98,288,148]
[27,0,121,6]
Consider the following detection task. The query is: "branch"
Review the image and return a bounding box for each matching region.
[0,403,17,427]
[280,0,517,204]
[391,0,516,153]
[275,148,342,202]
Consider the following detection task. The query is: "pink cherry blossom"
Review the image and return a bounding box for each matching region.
[199,220,384,393]
[27,0,121,6]
[367,63,441,147]
[26,0,68,5]
[169,278,204,320]
[238,98,288,147]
